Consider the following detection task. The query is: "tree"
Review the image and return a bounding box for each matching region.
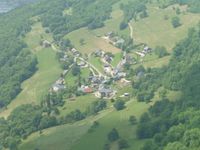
[118,139,129,149]
[79,38,85,45]
[176,8,181,15]
[171,16,181,28]
[120,21,128,30]
[164,142,187,150]
[129,115,137,125]
[142,140,158,150]
[154,46,169,58]
[140,10,148,18]
[114,99,125,111]
[108,128,119,142]
[72,65,81,76]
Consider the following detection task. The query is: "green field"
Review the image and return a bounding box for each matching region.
[19,98,150,150]
[65,28,121,54]
[132,4,200,51]
[59,94,98,116]
[0,22,62,118]
[20,121,91,150]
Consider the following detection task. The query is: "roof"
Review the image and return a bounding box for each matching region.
[99,87,113,94]
[52,83,65,90]
[84,87,93,93]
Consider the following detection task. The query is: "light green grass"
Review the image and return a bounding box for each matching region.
[19,98,150,150]
[71,100,150,150]
[111,52,122,67]
[60,94,98,116]
[65,68,90,86]
[88,56,104,73]
[0,22,61,118]
[19,122,91,150]
[65,28,121,54]
[132,5,200,51]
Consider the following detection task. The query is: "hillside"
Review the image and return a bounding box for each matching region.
[0,0,200,150]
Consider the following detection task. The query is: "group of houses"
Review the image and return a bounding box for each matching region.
[49,37,133,99]
[51,77,66,92]
[135,46,152,58]
[103,31,125,48]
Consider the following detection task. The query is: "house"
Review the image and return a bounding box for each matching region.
[56,78,65,85]
[143,46,152,54]
[96,86,114,98]
[115,38,125,45]
[123,54,134,64]
[94,49,105,57]
[42,40,51,48]
[90,76,104,84]
[104,65,112,75]
[60,55,68,62]
[77,61,87,68]
[104,55,113,63]
[52,83,65,92]
[105,31,114,38]
[78,85,93,93]
[71,48,80,56]
[113,72,126,80]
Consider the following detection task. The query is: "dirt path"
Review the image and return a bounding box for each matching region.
[128,22,133,39]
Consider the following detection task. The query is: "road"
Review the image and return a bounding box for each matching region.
[77,57,105,77]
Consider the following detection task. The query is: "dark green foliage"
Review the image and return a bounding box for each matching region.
[120,21,128,30]
[129,115,137,125]
[0,9,38,107]
[138,26,200,150]
[120,0,147,23]
[88,121,100,133]
[118,139,129,149]
[40,0,118,41]
[64,109,86,123]
[171,16,181,28]
[72,65,81,76]
[87,100,107,115]
[114,99,125,111]
[108,128,119,142]
[154,46,169,58]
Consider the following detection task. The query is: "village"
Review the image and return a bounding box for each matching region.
[46,31,153,100]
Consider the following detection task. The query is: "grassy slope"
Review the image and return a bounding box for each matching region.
[19,99,150,150]
[71,100,149,150]
[0,22,62,118]
[65,27,121,54]
[132,4,200,51]
[20,121,91,150]
[59,94,98,117]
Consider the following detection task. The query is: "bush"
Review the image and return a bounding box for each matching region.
[72,65,81,76]
[129,115,137,125]
[154,46,169,58]
[171,16,181,28]
[114,99,125,111]
[120,21,128,30]
[108,128,119,142]
[118,139,129,149]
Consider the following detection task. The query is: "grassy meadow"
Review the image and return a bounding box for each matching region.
[132,4,200,51]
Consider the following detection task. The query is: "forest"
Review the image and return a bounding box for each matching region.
[136,24,200,150]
